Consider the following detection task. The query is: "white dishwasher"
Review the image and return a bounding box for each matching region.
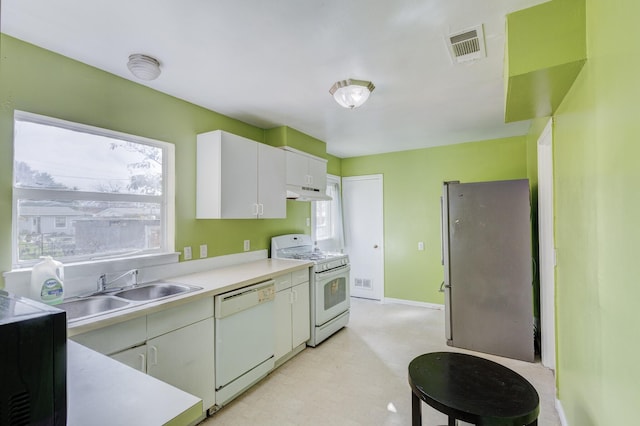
[214,279,275,406]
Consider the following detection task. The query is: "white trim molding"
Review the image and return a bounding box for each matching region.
[556,398,569,426]
[384,297,444,310]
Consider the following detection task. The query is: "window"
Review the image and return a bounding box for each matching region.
[54,216,67,229]
[312,175,344,252]
[12,111,175,267]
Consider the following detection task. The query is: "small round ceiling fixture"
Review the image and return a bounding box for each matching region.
[329,79,375,109]
[127,54,161,81]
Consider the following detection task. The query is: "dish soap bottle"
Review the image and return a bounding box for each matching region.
[30,256,64,305]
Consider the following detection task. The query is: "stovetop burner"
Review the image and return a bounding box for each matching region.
[271,234,348,266]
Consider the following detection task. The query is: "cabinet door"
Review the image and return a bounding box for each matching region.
[257,144,286,218]
[197,130,259,219]
[274,289,293,361]
[147,318,215,410]
[307,157,327,191]
[111,344,148,373]
[220,134,258,218]
[291,281,311,347]
[285,151,308,187]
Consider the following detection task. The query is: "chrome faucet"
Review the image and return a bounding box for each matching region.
[97,269,139,292]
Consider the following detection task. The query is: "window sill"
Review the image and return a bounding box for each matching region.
[4,252,180,296]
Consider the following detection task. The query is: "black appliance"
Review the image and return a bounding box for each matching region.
[0,290,67,426]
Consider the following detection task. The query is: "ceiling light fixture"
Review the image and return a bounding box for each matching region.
[127,54,161,81]
[329,79,375,109]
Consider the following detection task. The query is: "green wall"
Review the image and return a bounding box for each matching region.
[341,137,528,304]
[504,0,586,122]
[522,0,640,423]
[0,34,311,284]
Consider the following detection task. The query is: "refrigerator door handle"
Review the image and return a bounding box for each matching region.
[439,281,452,292]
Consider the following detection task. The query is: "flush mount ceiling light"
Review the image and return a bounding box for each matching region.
[127,54,161,81]
[329,79,375,109]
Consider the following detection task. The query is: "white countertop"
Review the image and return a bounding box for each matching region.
[67,258,312,336]
[68,340,202,426]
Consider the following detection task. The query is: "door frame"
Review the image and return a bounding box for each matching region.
[342,174,384,301]
[537,118,556,370]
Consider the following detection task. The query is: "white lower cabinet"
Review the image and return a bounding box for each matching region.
[71,297,215,414]
[148,318,215,410]
[274,270,310,363]
[291,281,310,347]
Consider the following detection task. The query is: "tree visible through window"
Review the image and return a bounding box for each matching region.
[12,111,173,266]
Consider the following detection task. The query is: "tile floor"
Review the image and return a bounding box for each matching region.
[201,298,560,426]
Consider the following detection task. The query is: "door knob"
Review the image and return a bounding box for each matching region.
[373,244,379,248]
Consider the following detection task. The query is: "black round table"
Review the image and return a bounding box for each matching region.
[408,352,539,426]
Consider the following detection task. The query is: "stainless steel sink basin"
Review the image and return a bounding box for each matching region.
[58,296,131,320]
[113,282,199,301]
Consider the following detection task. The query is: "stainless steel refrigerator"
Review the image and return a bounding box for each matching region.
[441,179,534,362]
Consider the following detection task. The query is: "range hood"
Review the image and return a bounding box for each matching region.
[286,186,332,202]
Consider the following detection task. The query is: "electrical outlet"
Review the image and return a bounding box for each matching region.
[243,240,250,252]
[183,246,192,260]
[418,242,425,251]
[200,244,208,258]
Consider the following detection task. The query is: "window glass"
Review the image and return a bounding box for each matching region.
[14,120,162,195]
[13,112,172,266]
[312,175,344,252]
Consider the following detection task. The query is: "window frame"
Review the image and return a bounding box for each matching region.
[311,174,344,252]
[12,110,175,268]
[54,216,67,229]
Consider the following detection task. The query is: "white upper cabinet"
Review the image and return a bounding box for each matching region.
[197,130,286,219]
[284,149,327,193]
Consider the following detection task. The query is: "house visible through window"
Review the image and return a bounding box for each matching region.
[312,174,344,253]
[12,111,174,267]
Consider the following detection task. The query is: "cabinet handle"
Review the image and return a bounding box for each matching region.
[138,353,146,372]
[150,345,158,366]
[252,203,259,216]
[258,203,264,216]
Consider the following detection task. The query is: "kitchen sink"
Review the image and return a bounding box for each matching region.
[59,281,201,322]
[114,282,199,301]
[58,296,131,321]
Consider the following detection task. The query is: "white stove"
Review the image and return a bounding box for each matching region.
[271,234,350,346]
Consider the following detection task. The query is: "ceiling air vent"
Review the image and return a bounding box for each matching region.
[447,25,486,63]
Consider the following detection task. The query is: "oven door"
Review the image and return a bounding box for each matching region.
[314,265,350,326]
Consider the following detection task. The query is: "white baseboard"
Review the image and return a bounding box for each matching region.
[556,398,568,426]
[383,297,444,310]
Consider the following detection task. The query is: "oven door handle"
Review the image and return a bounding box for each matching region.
[315,265,350,280]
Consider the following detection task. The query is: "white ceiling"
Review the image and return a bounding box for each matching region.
[1,0,547,158]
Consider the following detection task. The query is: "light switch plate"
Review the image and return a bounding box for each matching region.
[418,242,425,251]
[200,244,208,258]
[183,246,192,260]
[243,240,250,252]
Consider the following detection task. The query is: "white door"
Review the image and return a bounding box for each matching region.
[274,289,293,361]
[343,175,384,300]
[148,318,216,409]
[257,143,286,218]
[537,119,556,370]
[291,281,310,347]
